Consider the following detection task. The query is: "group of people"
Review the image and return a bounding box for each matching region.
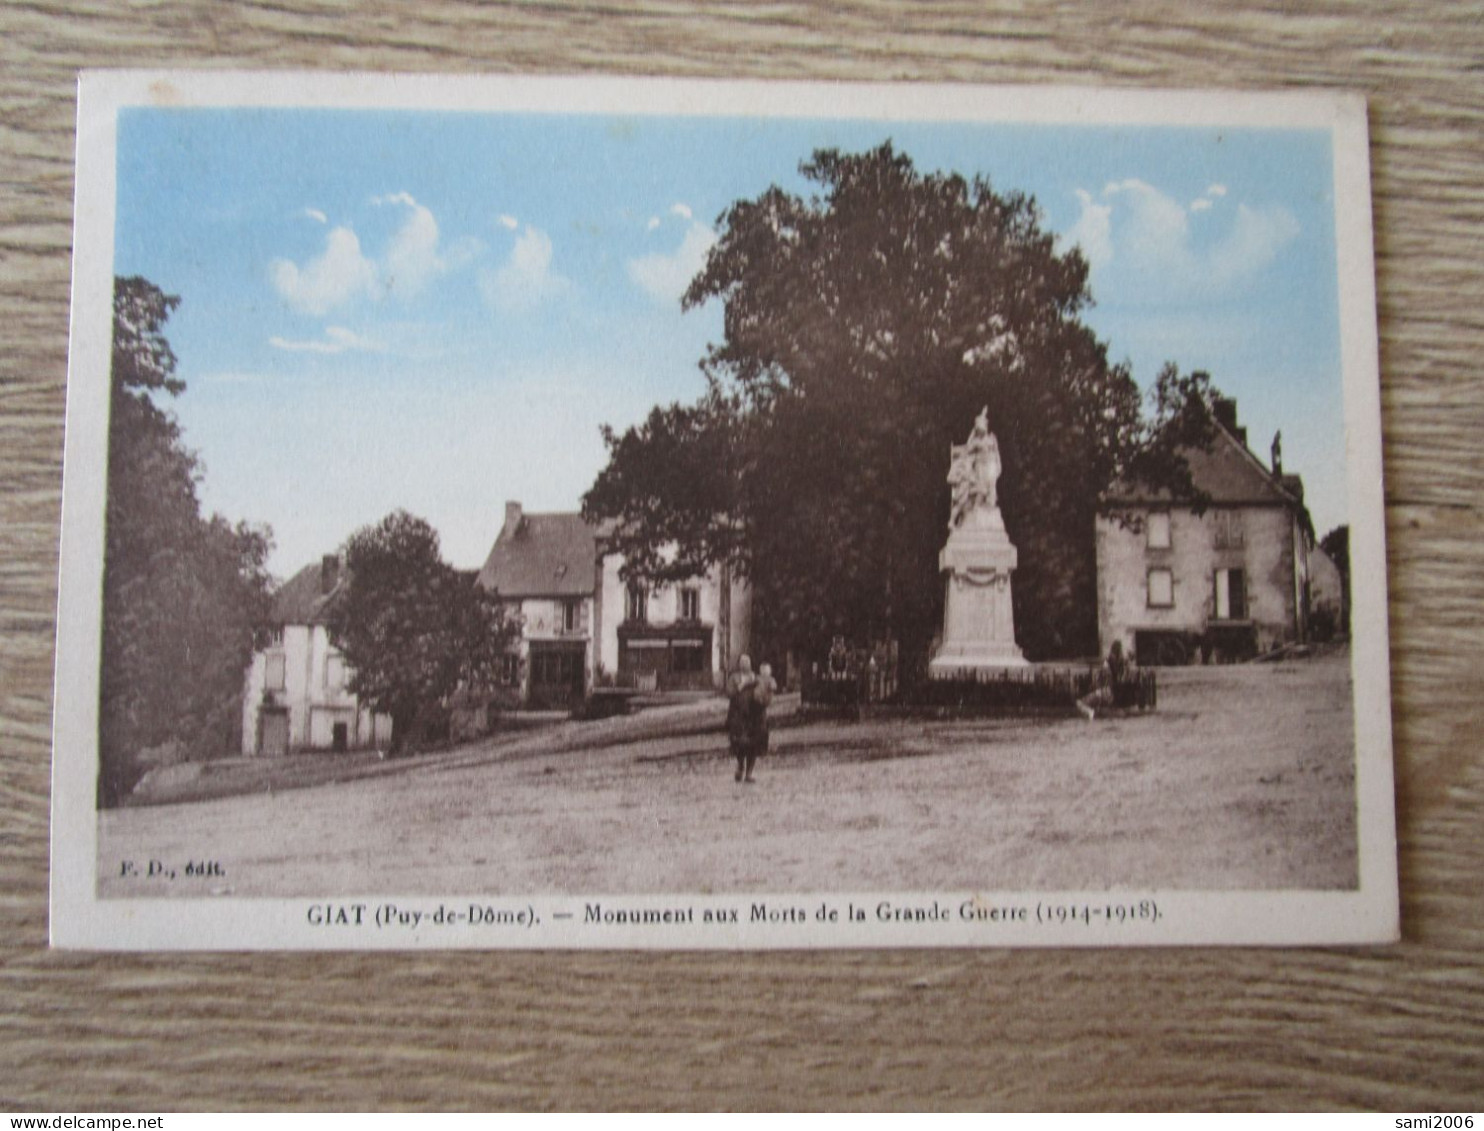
[726,655,776,784]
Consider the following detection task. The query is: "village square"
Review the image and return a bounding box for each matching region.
[97,370,1356,895]
[92,113,1360,896]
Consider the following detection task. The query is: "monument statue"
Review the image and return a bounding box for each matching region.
[929,407,1028,676]
[947,406,1002,527]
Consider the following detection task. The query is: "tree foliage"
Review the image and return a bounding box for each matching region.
[1319,524,1349,580]
[586,144,1211,662]
[329,511,515,752]
[99,277,274,807]
[1319,524,1351,629]
[1125,363,1221,505]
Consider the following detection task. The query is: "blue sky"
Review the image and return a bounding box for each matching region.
[114,108,1345,575]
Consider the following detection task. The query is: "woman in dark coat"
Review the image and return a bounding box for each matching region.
[741,662,777,783]
[727,655,756,783]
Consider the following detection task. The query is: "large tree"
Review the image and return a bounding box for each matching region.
[100,277,274,807]
[587,143,1206,664]
[329,511,515,752]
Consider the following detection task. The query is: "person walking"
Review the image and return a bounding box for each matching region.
[727,655,756,783]
[742,661,777,783]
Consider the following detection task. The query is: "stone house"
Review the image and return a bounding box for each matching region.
[1095,398,1317,664]
[597,546,751,694]
[240,555,393,755]
[476,501,750,707]
[475,504,602,710]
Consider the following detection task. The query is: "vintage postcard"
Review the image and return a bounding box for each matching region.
[52,72,1397,948]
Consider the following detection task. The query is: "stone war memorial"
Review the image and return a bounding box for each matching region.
[929,407,1030,678]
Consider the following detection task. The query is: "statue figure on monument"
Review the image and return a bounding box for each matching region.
[947,406,1002,528]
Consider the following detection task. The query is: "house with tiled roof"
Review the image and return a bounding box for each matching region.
[477,501,750,708]
[1095,397,1318,665]
[476,504,602,710]
[239,554,392,755]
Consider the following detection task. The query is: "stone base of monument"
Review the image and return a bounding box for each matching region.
[928,507,1029,678]
[927,642,1030,677]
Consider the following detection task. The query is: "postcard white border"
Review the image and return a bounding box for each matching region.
[52,72,1397,949]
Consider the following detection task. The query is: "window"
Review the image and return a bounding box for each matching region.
[1215,568,1247,619]
[562,599,581,633]
[626,584,648,623]
[679,587,701,621]
[1147,568,1174,608]
[267,626,284,646]
[1146,511,1171,550]
[265,652,286,691]
[1214,511,1244,548]
[498,654,520,687]
[325,654,346,691]
[531,648,583,686]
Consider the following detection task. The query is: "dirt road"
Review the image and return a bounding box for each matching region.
[98,652,1358,896]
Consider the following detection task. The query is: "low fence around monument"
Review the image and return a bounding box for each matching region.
[913,664,1156,714]
[801,657,1156,718]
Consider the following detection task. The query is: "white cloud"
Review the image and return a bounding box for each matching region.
[1062,178,1299,301]
[627,220,717,304]
[669,202,693,221]
[1190,182,1228,212]
[375,192,458,300]
[302,207,327,224]
[270,226,377,316]
[1103,179,1192,270]
[371,191,417,209]
[1209,202,1302,284]
[646,216,661,232]
[268,325,384,355]
[479,225,572,313]
[498,214,519,231]
[273,194,474,314]
[1056,188,1113,268]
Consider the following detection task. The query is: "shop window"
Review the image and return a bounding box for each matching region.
[672,640,707,673]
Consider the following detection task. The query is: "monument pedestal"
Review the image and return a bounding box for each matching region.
[929,506,1028,677]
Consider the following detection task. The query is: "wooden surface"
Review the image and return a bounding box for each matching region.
[3,1,1482,1112]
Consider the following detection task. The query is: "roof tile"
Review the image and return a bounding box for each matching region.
[476,512,598,598]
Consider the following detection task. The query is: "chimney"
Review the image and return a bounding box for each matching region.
[504,500,524,535]
[1211,396,1247,446]
[321,554,340,594]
